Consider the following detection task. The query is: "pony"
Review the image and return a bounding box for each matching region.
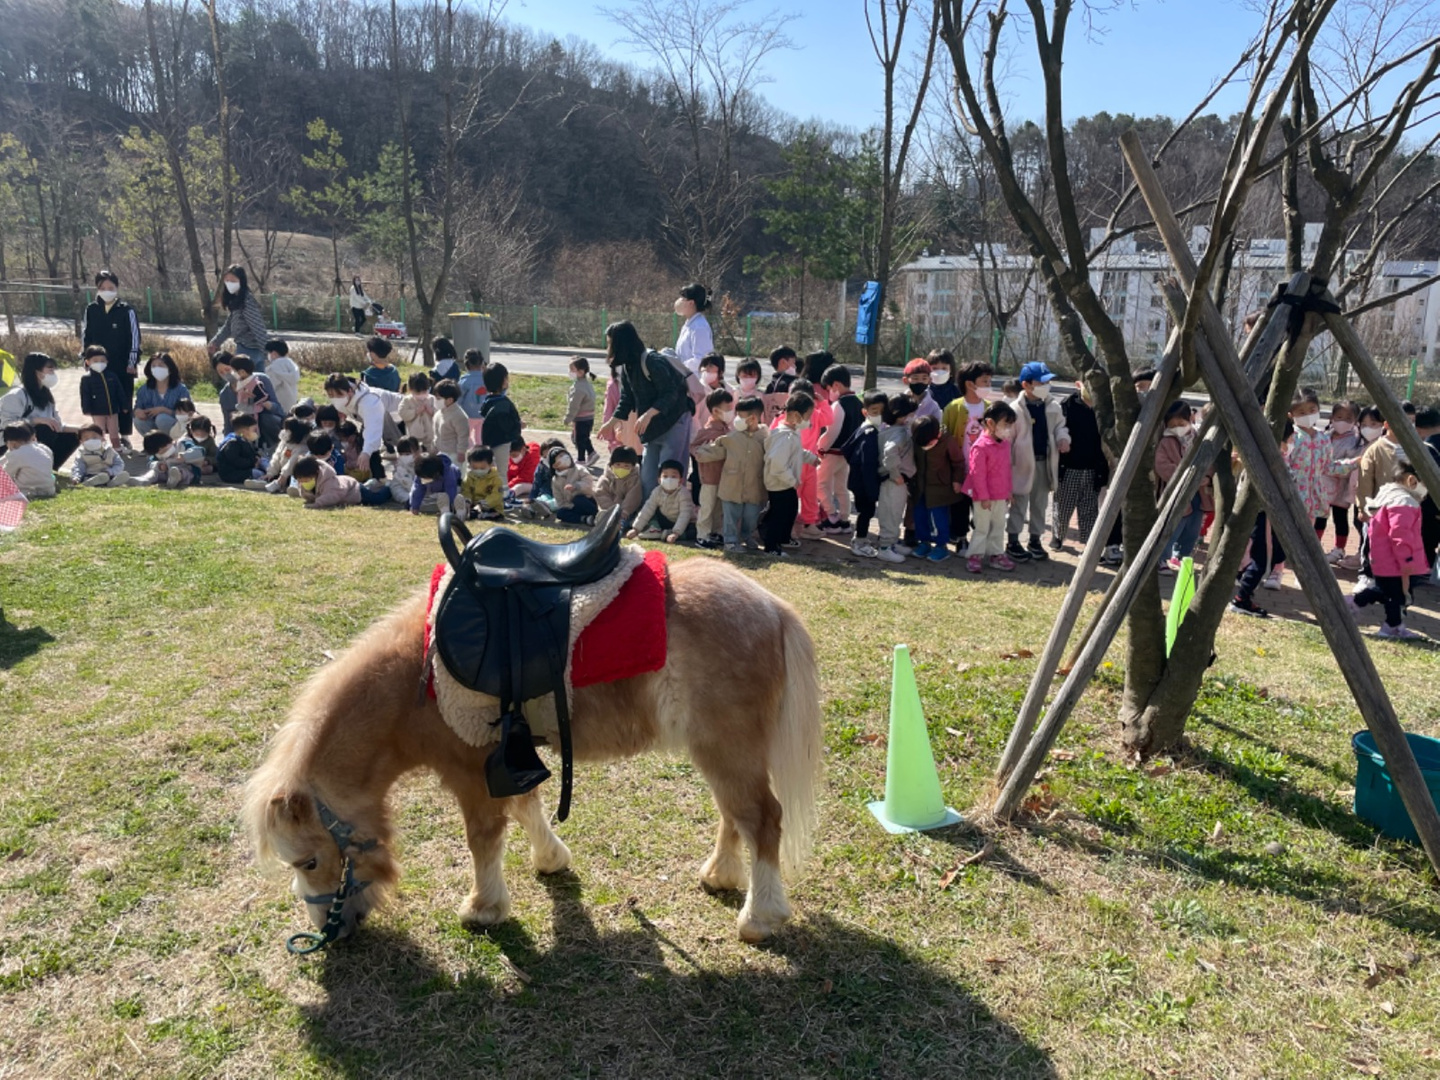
[243,557,822,945]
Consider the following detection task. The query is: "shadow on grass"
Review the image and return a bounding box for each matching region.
[1194,714,1354,785]
[296,871,1057,1078]
[0,619,55,669]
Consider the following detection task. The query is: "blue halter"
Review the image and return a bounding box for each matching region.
[285,799,378,956]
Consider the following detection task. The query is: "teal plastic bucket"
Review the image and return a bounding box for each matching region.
[1351,731,1440,844]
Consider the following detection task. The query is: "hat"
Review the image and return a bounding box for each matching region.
[903,358,932,377]
[1018,362,1055,384]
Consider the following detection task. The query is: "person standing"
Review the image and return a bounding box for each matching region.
[81,270,141,450]
[1005,361,1069,562]
[598,321,695,500]
[208,265,270,371]
[673,283,714,373]
[350,276,374,335]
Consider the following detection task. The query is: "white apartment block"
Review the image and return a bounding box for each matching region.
[1375,260,1440,369]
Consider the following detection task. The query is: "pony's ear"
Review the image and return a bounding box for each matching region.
[269,790,313,824]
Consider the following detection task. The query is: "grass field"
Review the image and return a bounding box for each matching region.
[3,479,1440,1076]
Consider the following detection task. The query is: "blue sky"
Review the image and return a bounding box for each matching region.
[510,0,1257,129]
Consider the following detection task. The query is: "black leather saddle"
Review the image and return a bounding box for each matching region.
[433,506,624,820]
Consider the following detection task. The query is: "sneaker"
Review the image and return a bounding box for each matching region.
[1049,537,1064,552]
[744,540,760,551]
[954,539,969,556]
[876,546,906,563]
[708,532,724,545]
[800,524,823,539]
[1339,553,1362,571]
[584,451,600,467]
[911,543,932,559]
[695,536,722,550]
[820,519,849,535]
[1026,538,1050,561]
[724,543,743,553]
[765,548,789,558]
[1157,562,1176,578]
[1167,557,1184,572]
[1327,547,1345,565]
[1100,545,1124,567]
[582,515,596,526]
[966,555,984,573]
[1262,570,1282,591]
[1228,597,1270,619]
[639,527,664,539]
[851,540,879,558]
[243,478,268,491]
[1006,540,1032,562]
[1344,594,1362,618]
[1378,624,1422,640]
[783,538,802,549]
[927,548,952,563]
[990,554,1017,572]
[892,543,914,557]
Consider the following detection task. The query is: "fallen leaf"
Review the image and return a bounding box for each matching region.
[4,848,23,862]
[1345,1057,1382,1076]
[1049,749,1077,761]
[1020,785,1059,817]
[820,979,833,994]
[1380,1001,1396,1017]
[1210,822,1225,842]
[1145,764,1173,777]
[1195,957,1217,974]
[1016,649,1035,659]
[855,733,883,746]
[1057,666,1073,676]
[982,956,1007,968]
[945,727,963,738]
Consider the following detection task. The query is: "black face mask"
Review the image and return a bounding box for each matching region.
[909,382,928,396]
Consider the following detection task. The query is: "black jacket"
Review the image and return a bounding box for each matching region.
[613,350,693,444]
[82,300,142,373]
[479,393,522,449]
[216,433,261,483]
[79,368,126,417]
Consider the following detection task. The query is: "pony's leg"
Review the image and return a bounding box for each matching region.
[453,785,512,927]
[700,816,748,893]
[506,791,572,874]
[690,749,791,943]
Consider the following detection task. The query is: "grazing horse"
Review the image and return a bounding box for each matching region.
[243,557,822,945]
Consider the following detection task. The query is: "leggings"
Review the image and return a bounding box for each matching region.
[853,490,878,541]
[1236,513,1285,603]
[573,417,595,459]
[369,449,387,481]
[1354,575,1407,627]
[33,424,80,468]
[555,494,598,524]
[763,488,799,552]
[352,307,367,333]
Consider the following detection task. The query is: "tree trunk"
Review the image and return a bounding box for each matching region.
[0,223,15,336]
[208,0,235,272]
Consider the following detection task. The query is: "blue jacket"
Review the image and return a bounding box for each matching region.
[409,454,460,512]
[457,371,487,418]
[80,368,126,416]
[361,365,402,393]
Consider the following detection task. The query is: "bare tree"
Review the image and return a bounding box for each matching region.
[205,0,236,275]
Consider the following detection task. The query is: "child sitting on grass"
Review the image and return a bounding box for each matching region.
[171,398,199,440]
[508,440,541,501]
[337,421,366,480]
[457,446,504,520]
[181,415,218,479]
[627,459,694,542]
[139,430,198,489]
[381,436,421,505]
[293,454,391,509]
[249,416,312,492]
[549,445,598,525]
[71,423,129,487]
[409,452,461,515]
[596,445,643,526]
[2,423,56,499]
[216,414,263,484]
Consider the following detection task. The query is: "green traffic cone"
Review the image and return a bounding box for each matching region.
[868,645,963,834]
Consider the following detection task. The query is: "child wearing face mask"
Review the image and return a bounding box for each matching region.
[911,415,966,561]
[3,422,57,499]
[1153,401,1205,575]
[875,394,918,564]
[692,396,769,551]
[409,452,461,515]
[248,416,313,492]
[925,349,959,410]
[398,371,437,452]
[770,378,831,540]
[628,460,695,542]
[596,446,643,526]
[431,379,471,465]
[455,445,504,520]
[181,416,218,480]
[817,365,863,536]
[765,347,798,397]
[691,387,734,547]
[79,346,125,450]
[565,357,599,465]
[379,437,421,504]
[507,440,541,501]
[840,391,888,557]
[138,430,198,489]
[942,361,997,556]
[171,398,198,440]
[734,358,764,407]
[71,422,130,487]
[902,358,942,423]
[760,393,819,556]
[548,445,599,525]
[217,414,264,483]
[1323,401,1364,569]
[1347,457,1428,639]
[963,401,1018,573]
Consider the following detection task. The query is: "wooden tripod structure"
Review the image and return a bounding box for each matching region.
[989,131,1440,882]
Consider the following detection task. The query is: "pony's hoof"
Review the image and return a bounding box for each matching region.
[736,903,789,944]
[700,851,748,893]
[532,839,572,875]
[459,891,511,927]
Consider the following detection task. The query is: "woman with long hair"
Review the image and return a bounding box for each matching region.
[596,321,695,499]
[207,265,270,371]
[0,352,81,465]
[350,276,374,335]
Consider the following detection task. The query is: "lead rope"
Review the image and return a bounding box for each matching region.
[286,854,354,956]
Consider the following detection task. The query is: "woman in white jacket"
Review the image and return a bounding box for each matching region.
[673,283,714,374]
[1005,362,1069,561]
[349,276,373,335]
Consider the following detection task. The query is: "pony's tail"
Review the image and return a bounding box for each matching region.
[771,603,822,877]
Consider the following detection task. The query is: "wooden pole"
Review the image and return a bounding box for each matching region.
[1120,130,1440,879]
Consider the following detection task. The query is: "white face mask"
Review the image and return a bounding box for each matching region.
[83,438,103,451]
[798,420,811,431]
[865,414,884,429]
[1172,423,1193,440]
[1028,382,1051,400]
[1330,420,1354,436]
[978,386,1002,401]
[930,370,950,385]
[1293,412,1320,430]
[701,370,718,386]
[996,424,1013,441]
[42,371,58,388]
[739,377,758,391]
[1413,483,1429,501]
[89,361,107,374]
[159,445,176,458]
[98,289,118,304]
[151,365,169,381]
[398,454,414,465]
[1361,425,1383,442]
[713,409,733,426]
[555,456,573,471]
[225,279,241,294]
[659,476,681,492]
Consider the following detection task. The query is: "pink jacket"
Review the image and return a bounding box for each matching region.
[308,461,362,508]
[964,430,1013,502]
[1366,483,1427,578]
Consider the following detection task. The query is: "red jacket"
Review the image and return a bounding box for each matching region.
[964,431,1013,502]
[508,442,540,488]
[1366,483,1427,578]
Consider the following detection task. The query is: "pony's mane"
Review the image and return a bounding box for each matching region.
[243,588,430,876]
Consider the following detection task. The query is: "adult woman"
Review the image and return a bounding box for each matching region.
[350,276,374,335]
[0,353,80,465]
[132,353,191,437]
[208,265,269,371]
[81,270,142,446]
[597,321,694,499]
[673,283,714,374]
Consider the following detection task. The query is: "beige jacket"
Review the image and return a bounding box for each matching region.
[692,425,769,504]
[1006,392,1069,495]
[434,401,471,463]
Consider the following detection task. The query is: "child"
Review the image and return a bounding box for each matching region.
[456,446,504,520]
[308,431,345,475]
[458,348,489,447]
[926,349,959,410]
[431,336,461,383]
[875,394,917,563]
[1348,456,1427,639]
[430,378,470,464]
[171,398,198,440]
[314,404,341,437]
[549,446,599,525]
[71,423,129,487]
[1273,387,1357,589]
[507,440,541,500]
[2,423,56,499]
[529,437,567,504]
[816,364,863,535]
[911,415,966,562]
[337,421,366,480]
[902,358,942,423]
[762,348,797,425]
[399,371,437,451]
[79,345,125,449]
[264,338,301,414]
[250,417,313,492]
[1006,362,1068,563]
[360,336,402,392]
[734,358,764,402]
[698,353,728,394]
[963,401,1017,572]
[139,430,195,489]
[1153,400,1203,574]
[691,387,734,547]
[231,354,284,448]
[382,437,421,505]
[1323,400,1364,569]
[941,360,996,556]
[692,395,769,551]
[628,459,694,542]
[761,393,819,556]
[1053,384,1108,551]
[409,452,461,515]
[565,357,598,465]
[480,363,522,465]
[596,445,643,525]
[293,454,391,508]
[216,414,263,483]
[182,415,218,479]
[842,391,888,558]
[780,377,831,539]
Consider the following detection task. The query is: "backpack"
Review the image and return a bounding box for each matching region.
[642,349,702,414]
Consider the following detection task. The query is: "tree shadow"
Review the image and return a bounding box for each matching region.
[1192,714,1354,785]
[296,871,1057,1079]
[0,618,55,669]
